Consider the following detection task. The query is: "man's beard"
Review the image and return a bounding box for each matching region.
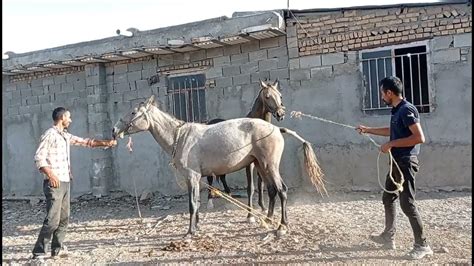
[382,98,392,107]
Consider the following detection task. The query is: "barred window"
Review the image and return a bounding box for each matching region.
[167,73,207,122]
[361,44,431,114]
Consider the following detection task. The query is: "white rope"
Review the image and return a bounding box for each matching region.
[290,111,404,194]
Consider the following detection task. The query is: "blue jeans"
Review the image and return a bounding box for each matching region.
[381,156,427,246]
[32,180,70,256]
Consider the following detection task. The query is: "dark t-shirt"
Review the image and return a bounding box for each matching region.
[390,99,421,158]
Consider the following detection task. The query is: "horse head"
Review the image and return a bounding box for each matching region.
[259,79,286,121]
[112,95,155,139]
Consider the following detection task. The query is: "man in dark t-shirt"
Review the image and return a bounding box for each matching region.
[356,76,433,260]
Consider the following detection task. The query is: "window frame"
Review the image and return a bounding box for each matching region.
[358,40,433,115]
[166,72,208,123]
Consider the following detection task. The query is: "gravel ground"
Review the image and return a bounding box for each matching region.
[2,189,472,265]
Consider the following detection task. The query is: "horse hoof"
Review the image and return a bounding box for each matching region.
[276,229,287,237]
[207,200,214,209]
[247,216,256,224]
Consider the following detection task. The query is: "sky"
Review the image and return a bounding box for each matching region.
[3,0,442,57]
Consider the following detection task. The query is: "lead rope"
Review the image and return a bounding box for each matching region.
[290,111,404,194]
[126,136,143,220]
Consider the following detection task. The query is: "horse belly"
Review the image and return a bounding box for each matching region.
[200,149,254,176]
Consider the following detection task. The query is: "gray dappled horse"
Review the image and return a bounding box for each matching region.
[206,79,285,217]
[112,95,325,236]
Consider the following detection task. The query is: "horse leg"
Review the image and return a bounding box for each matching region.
[220,175,231,195]
[257,173,267,212]
[206,175,214,209]
[245,164,256,223]
[265,184,277,223]
[186,176,200,236]
[277,181,289,236]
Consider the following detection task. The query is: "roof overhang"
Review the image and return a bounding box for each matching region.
[3,11,285,76]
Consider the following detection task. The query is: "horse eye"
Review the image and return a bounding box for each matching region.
[131,112,136,115]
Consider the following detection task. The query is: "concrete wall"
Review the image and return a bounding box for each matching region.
[2,4,471,198]
[284,33,471,191]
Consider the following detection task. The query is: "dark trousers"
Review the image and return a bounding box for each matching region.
[32,180,70,255]
[381,156,427,246]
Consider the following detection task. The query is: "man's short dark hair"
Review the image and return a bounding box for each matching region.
[52,107,68,122]
[379,76,403,96]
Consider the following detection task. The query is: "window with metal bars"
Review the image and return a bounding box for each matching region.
[166,73,207,122]
[361,45,431,114]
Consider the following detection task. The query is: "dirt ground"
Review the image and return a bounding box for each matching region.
[2,188,472,265]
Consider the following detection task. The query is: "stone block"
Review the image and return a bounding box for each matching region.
[260,37,280,49]
[123,90,138,101]
[290,69,311,81]
[311,66,333,79]
[231,53,249,65]
[114,64,128,74]
[213,56,231,66]
[432,35,454,51]
[114,73,128,84]
[454,33,472,47]
[300,55,322,68]
[322,52,345,65]
[240,62,259,74]
[267,46,288,58]
[249,50,267,61]
[432,48,460,63]
[241,41,260,53]
[270,69,289,80]
[233,74,251,85]
[137,88,152,98]
[32,87,44,96]
[223,65,241,77]
[73,79,86,91]
[61,83,74,93]
[258,58,278,71]
[277,56,289,68]
[54,75,66,84]
[250,71,270,83]
[206,67,223,79]
[7,106,19,115]
[223,45,241,56]
[287,37,298,49]
[127,71,142,82]
[215,77,232,87]
[289,58,300,69]
[38,95,50,104]
[31,78,43,87]
[136,80,150,91]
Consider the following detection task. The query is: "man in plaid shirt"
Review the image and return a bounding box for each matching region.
[32,107,117,259]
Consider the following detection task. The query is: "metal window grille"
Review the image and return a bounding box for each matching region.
[167,74,207,122]
[361,45,431,113]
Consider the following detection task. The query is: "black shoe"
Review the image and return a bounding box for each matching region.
[51,245,68,258]
[369,233,396,250]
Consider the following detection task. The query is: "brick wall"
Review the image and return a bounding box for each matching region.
[286,3,472,56]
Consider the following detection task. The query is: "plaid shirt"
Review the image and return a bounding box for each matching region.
[34,126,94,182]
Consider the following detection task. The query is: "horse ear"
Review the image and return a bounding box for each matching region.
[259,79,268,89]
[273,79,279,88]
[145,95,155,108]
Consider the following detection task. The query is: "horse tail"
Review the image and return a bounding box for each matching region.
[280,128,327,196]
